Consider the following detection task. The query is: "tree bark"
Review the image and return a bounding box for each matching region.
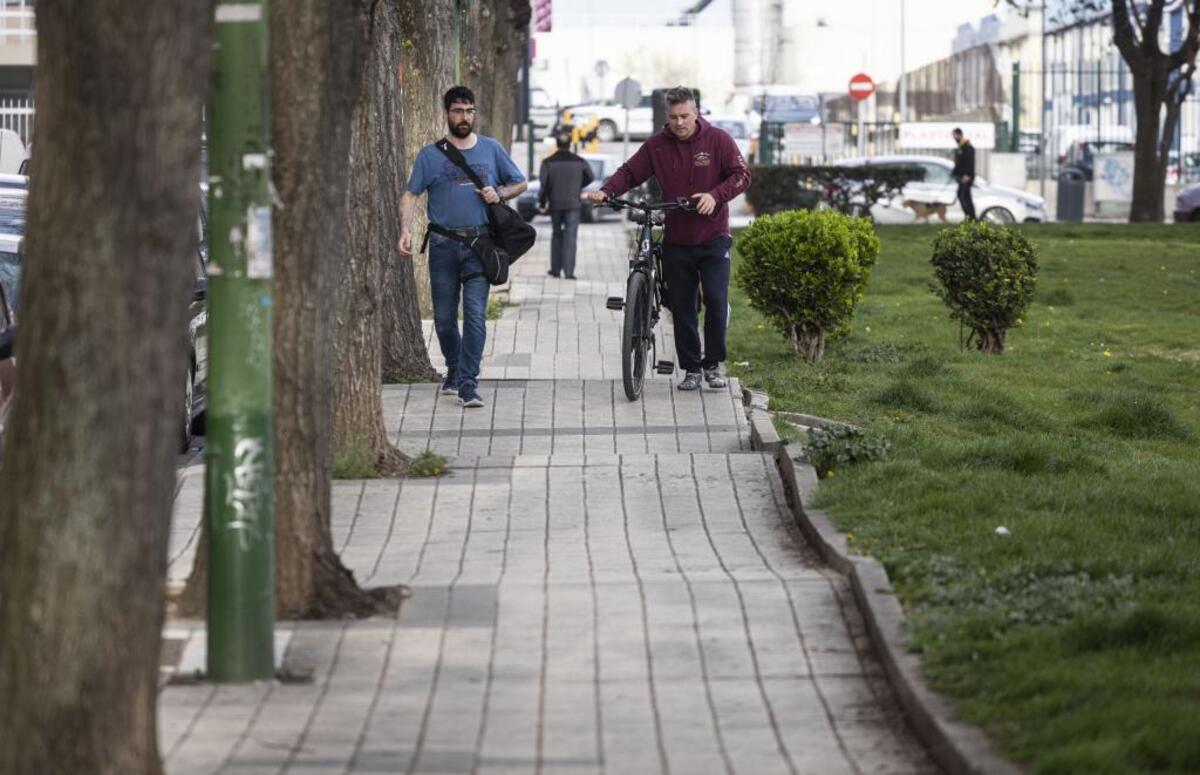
[0,0,208,771]
[380,0,445,381]
[1130,69,1169,222]
[461,0,530,148]
[333,0,413,476]
[391,0,457,324]
[179,0,405,620]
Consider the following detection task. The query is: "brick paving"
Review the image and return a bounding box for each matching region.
[163,221,934,774]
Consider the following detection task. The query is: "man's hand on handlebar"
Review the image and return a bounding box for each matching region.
[691,193,717,216]
[582,191,608,204]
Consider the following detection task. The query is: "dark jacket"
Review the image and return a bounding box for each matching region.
[952,141,976,180]
[538,150,595,212]
[600,116,751,246]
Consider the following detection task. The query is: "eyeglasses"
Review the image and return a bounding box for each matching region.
[448,107,477,117]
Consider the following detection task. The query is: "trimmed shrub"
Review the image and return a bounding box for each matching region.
[736,209,880,362]
[930,222,1038,354]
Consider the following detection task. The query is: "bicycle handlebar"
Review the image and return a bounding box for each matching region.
[602,196,696,213]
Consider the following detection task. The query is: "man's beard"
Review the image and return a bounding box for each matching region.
[449,120,473,139]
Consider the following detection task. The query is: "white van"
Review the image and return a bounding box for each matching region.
[0,130,27,176]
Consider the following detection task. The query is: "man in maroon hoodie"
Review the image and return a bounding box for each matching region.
[585,86,751,391]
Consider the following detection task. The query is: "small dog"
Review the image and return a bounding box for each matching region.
[903,199,948,223]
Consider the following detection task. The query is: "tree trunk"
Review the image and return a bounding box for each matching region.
[1130,70,1169,222]
[790,325,826,364]
[379,0,444,382]
[333,0,412,476]
[270,0,405,617]
[179,0,406,620]
[391,0,457,324]
[461,0,529,148]
[0,1,207,771]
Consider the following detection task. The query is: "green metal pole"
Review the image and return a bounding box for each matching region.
[205,0,275,683]
[1011,63,1021,153]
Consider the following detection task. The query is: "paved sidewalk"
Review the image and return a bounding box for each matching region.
[164,222,934,774]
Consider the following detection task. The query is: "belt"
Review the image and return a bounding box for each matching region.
[440,225,489,237]
[422,222,490,254]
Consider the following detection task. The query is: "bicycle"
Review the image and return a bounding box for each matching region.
[602,196,695,401]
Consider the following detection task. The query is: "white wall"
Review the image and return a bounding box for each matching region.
[532,25,737,111]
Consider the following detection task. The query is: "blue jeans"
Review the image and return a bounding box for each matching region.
[429,233,490,388]
[550,208,581,277]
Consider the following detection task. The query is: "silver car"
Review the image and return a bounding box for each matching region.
[1173,182,1200,222]
[835,155,1048,225]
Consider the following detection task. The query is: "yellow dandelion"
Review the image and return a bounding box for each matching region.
[1103,350,1112,358]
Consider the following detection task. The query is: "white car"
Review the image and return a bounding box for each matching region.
[705,115,753,161]
[565,96,655,142]
[834,155,1047,225]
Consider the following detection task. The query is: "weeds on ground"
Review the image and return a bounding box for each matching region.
[408,450,448,477]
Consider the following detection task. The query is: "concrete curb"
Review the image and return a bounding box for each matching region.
[743,406,1021,775]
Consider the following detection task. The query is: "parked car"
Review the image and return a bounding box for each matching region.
[705,115,753,161]
[1174,182,1200,222]
[0,200,208,456]
[0,129,28,176]
[833,155,1048,224]
[1060,140,1135,181]
[565,96,655,142]
[0,234,19,464]
[517,153,620,223]
[0,173,27,191]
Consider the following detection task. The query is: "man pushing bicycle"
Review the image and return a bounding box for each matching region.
[584,86,751,391]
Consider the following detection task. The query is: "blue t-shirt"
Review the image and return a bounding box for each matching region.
[406,135,525,228]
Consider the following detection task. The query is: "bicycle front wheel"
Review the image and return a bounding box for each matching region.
[621,270,652,401]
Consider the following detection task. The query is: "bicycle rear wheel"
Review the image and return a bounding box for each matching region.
[621,270,651,401]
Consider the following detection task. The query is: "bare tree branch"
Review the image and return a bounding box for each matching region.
[1112,0,1147,70]
[1167,0,1200,71]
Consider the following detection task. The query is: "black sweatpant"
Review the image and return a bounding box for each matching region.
[957,179,976,220]
[662,235,732,373]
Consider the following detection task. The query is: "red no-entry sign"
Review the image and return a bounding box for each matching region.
[849,73,875,101]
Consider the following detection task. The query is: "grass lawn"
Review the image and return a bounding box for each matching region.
[726,223,1200,774]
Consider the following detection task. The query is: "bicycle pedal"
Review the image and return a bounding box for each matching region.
[605,296,624,311]
[655,360,675,375]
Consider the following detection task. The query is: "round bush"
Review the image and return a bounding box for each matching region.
[930,222,1038,354]
[736,209,880,362]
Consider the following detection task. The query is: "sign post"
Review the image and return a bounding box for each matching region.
[614,77,642,163]
[849,73,875,157]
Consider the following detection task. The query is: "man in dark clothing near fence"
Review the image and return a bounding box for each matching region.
[952,127,977,221]
[538,132,594,279]
[584,86,751,392]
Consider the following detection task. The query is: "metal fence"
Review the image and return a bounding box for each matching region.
[0,96,33,144]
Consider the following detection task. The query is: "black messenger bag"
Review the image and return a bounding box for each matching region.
[434,139,536,261]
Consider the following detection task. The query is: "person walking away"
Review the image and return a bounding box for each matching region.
[584,86,751,391]
[952,127,977,221]
[398,85,527,409]
[539,132,594,279]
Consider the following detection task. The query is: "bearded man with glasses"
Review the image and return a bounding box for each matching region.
[399,86,527,409]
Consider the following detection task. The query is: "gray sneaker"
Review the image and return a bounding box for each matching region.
[677,371,703,391]
[703,366,727,389]
[457,384,485,408]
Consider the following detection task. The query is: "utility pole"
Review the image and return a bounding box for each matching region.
[1039,3,1048,201]
[523,28,534,179]
[1012,62,1021,153]
[899,0,907,122]
[205,0,275,682]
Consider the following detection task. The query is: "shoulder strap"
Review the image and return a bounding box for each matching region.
[435,138,488,190]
